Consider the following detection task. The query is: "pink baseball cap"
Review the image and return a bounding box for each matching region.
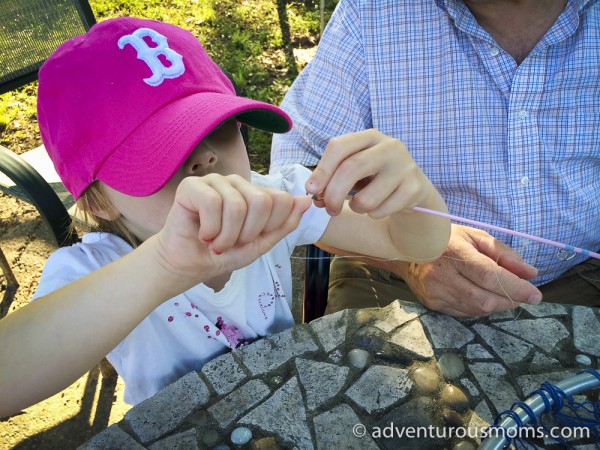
[37,17,292,199]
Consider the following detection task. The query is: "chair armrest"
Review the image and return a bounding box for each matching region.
[0,145,78,247]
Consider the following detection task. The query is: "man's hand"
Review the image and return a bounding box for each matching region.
[393,224,543,317]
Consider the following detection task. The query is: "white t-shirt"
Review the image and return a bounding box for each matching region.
[33,165,330,405]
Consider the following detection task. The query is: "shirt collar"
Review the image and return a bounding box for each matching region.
[435,0,594,14]
[434,0,595,45]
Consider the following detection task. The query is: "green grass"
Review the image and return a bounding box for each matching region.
[0,0,338,173]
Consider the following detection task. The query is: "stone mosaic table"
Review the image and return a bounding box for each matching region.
[79,300,600,450]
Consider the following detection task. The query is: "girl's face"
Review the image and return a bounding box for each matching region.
[101,121,251,242]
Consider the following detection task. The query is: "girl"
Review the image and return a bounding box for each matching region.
[0,17,450,416]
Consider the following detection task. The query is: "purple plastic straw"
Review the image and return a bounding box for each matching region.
[412,206,600,261]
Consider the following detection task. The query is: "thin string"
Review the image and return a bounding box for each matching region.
[307,190,600,261]
[412,207,600,261]
[312,192,600,260]
[291,253,446,263]
[292,252,521,314]
[295,201,600,313]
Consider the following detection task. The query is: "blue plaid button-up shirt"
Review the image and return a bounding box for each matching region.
[271,0,600,286]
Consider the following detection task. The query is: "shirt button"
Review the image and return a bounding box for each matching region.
[489,47,500,56]
[517,109,529,119]
[520,176,530,185]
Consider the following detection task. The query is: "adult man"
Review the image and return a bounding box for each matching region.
[271,0,600,317]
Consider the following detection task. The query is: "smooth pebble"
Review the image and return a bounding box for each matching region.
[355,309,377,325]
[442,408,463,428]
[441,384,469,412]
[231,427,253,445]
[576,354,592,366]
[270,375,283,386]
[438,353,465,380]
[412,366,440,393]
[348,348,370,369]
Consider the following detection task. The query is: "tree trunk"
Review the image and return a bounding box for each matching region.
[276,0,298,78]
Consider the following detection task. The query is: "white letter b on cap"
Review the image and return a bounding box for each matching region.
[118,28,185,86]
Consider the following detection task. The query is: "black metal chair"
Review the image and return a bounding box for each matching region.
[0,0,97,248]
[303,245,331,322]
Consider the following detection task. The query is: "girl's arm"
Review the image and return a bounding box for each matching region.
[0,237,193,417]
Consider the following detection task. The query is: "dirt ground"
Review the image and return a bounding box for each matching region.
[0,193,131,450]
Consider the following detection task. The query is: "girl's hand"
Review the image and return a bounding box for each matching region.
[154,174,312,279]
[309,129,450,262]
[306,129,440,218]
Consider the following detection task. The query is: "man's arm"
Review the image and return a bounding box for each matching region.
[319,224,542,317]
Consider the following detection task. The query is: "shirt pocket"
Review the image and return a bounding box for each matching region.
[540,110,600,162]
[539,110,600,195]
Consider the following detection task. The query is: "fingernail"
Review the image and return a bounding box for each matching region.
[211,249,222,255]
[306,180,317,194]
[528,293,542,304]
[202,239,212,244]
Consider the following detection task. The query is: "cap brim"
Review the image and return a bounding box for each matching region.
[95,92,291,197]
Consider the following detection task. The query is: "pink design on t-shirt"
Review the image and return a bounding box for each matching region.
[258,292,275,320]
[215,316,244,349]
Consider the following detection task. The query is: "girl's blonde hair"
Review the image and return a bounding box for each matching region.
[74,181,140,248]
